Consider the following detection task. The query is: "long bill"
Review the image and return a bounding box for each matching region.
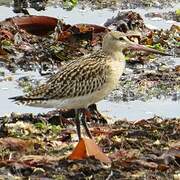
[128,44,171,56]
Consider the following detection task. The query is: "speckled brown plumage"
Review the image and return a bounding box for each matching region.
[26,51,109,100]
[10,31,136,109]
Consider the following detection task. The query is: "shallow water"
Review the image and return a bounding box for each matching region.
[0,4,180,120]
[98,99,180,121]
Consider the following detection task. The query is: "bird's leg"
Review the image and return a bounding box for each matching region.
[81,109,93,139]
[75,109,81,140]
[88,104,107,124]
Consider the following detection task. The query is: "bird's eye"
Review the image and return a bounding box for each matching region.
[119,37,124,41]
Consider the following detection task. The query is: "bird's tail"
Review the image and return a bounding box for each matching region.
[8,96,29,105]
[9,95,48,106]
[9,96,26,101]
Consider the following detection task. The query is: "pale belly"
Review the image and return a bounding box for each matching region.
[31,84,115,109]
[28,60,125,109]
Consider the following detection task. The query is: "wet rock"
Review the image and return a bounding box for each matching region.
[104,11,145,32]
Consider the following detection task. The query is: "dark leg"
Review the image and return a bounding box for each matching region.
[59,113,65,127]
[75,109,81,140]
[88,104,107,124]
[81,109,93,139]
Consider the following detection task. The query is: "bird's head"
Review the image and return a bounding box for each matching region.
[102,31,170,56]
[102,31,132,53]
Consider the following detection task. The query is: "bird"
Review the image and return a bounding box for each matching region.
[9,31,168,140]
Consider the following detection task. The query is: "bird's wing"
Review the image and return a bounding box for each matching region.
[10,51,110,103]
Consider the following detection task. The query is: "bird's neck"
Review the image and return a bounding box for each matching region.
[106,51,125,62]
[112,51,125,61]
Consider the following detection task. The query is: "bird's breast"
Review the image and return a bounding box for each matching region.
[106,59,125,87]
[91,59,125,103]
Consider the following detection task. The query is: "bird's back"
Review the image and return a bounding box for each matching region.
[10,50,116,109]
